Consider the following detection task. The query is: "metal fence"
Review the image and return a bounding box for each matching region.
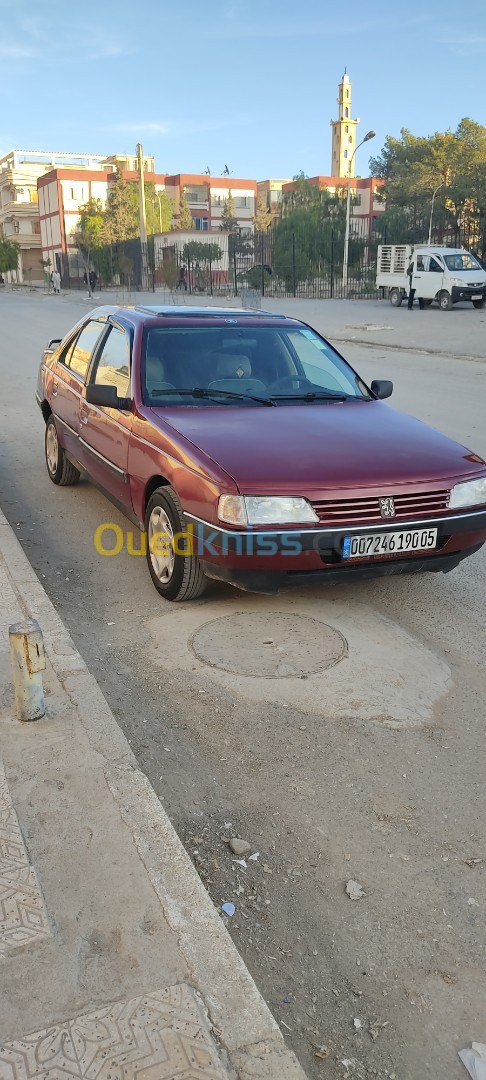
[58,213,485,299]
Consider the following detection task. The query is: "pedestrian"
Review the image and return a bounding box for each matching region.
[52,269,61,294]
[178,265,187,291]
[407,252,424,310]
[89,269,97,293]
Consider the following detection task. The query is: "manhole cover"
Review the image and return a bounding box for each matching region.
[190,613,347,678]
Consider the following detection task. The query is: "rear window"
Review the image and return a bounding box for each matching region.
[142,325,367,405]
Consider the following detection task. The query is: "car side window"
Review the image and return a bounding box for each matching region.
[91,325,130,397]
[64,321,104,381]
[428,256,442,273]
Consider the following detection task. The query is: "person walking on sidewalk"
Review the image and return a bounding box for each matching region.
[51,270,61,294]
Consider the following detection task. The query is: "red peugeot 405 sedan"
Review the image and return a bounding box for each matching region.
[37,305,486,601]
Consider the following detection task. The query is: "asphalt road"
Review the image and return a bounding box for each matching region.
[1,290,485,1080]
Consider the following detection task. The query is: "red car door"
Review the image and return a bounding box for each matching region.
[78,321,133,509]
[51,319,106,461]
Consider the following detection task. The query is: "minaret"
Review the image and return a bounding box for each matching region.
[330,70,359,177]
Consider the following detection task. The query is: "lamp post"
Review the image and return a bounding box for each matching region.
[342,129,376,295]
[428,182,444,245]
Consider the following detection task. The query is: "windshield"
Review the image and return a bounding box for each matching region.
[142,325,369,406]
[443,253,482,272]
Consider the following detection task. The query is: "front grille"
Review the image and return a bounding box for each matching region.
[312,489,450,526]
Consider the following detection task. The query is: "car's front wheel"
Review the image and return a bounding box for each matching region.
[145,485,207,601]
[45,415,80,485]
[439,290,453,311]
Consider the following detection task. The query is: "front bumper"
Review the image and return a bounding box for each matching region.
[451,285,486,303]
[184,509,486,593]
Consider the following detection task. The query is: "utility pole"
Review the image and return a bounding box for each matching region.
[137,142,149,291]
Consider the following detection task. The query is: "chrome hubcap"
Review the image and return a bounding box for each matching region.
[148,506,175,583]
[46,423,58,473]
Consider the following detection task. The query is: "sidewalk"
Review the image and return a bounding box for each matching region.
[0,508,305,1080]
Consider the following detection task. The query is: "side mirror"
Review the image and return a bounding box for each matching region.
[86,384,132,410]
[45,338,62,353]
[371,379,393,400]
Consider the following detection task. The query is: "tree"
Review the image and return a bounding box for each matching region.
[174,191,194,230]
[146,188,173,235]
[370,120,486,253]
[0,236,19,274]
[160,257,179,291]
[72,199,105,296]
[253,194,272,232]
[220,190,239,232]
[103,170,140,243]
[182,241,222,265]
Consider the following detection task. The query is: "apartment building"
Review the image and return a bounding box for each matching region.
[38,166,167,280]
[257,179,291,221]
[163,174,257,233]
[0,150,112,283]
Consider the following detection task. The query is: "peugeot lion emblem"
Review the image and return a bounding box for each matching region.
[379,497,396,519]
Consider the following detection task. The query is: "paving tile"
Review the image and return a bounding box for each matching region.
[0,764,50,954]
[0,984,228,1079]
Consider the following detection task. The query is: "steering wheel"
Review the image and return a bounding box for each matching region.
[267,375,315,393]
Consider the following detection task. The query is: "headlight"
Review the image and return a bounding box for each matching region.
[450,278,464,288]
[449,477,486,509]
[218,494,319,525]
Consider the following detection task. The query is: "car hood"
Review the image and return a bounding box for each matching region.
[155,401,483,495]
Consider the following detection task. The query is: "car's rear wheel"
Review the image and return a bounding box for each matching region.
[145,485,207,601]
[473,298,485,309]
[389,288,403,307]
[45,415,80,485]
[439,290,453,311]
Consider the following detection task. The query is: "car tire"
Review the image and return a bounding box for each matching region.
[439,290,453,311]
[389,288,403,307]
[45,415,80,485]
[472,298,485,309]
[145,485,207,601]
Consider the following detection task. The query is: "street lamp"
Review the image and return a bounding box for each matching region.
[342,129,376,294]
[428,182,444,245]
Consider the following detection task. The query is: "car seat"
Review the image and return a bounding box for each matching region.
[208,353,267,395]
[144,348,175,397]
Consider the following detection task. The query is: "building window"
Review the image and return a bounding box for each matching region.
[344,150,348,159]
[234,196,250,209]
[346,89,349,98]
[345,107,349,118]
[345,125,349,133]
[194,217,208,231]
[349,135,353,143]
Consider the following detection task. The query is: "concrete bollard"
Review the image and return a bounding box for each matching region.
[9,619,46,721]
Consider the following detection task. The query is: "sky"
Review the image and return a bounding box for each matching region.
[1,0,484,181]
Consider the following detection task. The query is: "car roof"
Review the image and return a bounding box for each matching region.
[88,304,295,326]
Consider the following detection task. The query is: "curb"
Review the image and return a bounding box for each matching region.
[0,508,306,1079]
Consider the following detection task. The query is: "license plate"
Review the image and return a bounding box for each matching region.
[342,528,437,560]
[472,295,482,300]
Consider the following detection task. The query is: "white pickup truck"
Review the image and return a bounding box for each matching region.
[376,244,486,310]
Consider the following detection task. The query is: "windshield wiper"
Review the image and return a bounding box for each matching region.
[150,387,276,406]
[271,391,351,402]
